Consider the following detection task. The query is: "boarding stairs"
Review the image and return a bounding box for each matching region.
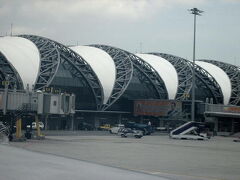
[170,121,208,140]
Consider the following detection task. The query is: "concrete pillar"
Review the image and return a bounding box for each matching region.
[94,115,100,129]
[45,115,48,130]
[35,114,41,137]
[214,118,218,135]
[118,114,122,124]
[231,119,235,134]
[70,114,74,131]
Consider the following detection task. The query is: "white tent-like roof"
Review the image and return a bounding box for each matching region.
[196,61,231,105]
[136,53,178,99]
[0,36,40,89]
[70,46,116,105]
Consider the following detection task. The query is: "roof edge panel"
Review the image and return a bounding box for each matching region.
[0,36,40,89]
[70,45,116,105]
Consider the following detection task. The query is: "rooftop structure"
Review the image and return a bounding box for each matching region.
[0,35,239,112]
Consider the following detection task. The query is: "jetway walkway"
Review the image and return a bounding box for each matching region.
[0,88,75,141]
[0,89,75,115]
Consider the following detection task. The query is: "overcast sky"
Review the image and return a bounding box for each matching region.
[0,0,239,65]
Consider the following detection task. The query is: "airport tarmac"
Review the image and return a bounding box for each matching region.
[6,132,240,180]
[0,145,170,180]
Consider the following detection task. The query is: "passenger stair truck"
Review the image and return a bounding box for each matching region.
[170,121,208,140]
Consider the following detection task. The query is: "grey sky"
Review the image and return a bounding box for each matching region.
[1,0,240,65]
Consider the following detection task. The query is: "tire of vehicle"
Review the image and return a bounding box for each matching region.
[134,135,142,138]
[121,134,127,138]
[109,130,112,134]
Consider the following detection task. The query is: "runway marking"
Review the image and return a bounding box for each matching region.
[129,169,223,180]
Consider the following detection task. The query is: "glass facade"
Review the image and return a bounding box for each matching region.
[195,76,219,104]
[108,68,163,111]
[50,63,96,110]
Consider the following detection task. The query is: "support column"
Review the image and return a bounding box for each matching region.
[118,114,122,124]
[70,114,74,131]
[35,114,41,137]
[45,115,48,130]
[16,118,22,138]
[94,115,100,129]
[231,119,235,134]
[214,118,218,136]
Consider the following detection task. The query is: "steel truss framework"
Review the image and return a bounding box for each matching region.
[126,52,168,99]
[90,45,133,111]
[150,53,192,100]
[19,35,103,110]
[150,53,223,103]
[199,59,240,105]
[0,52,23,89]
[194,63,223,104]
[18,35,60,90]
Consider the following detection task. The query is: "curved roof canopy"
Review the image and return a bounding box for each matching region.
[136,53,178,99]
[0,36,40,89]
[196,61,231,105]
[70,46,116,104]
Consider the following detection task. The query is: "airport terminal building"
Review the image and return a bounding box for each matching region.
[0,35,240,134]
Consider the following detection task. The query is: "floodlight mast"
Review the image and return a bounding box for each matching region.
[189,8,203,122]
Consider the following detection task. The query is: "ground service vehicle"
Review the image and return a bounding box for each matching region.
[98,124,111,131]
[170,121,209,140]
[31,122,44,130]
[120,128,143,138]
[125,122,153,135]
[109,124,124,134]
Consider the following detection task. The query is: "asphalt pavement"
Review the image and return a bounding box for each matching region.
[0,144,168,180]
[3,131,240,180]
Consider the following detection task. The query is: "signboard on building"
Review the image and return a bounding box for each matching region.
[44,87,61,94]
[134,100,182,117]
[223,106,240,114]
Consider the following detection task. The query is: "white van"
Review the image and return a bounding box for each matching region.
[109,124,125,134]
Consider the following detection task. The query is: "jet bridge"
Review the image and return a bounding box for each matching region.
[0,89,75,115]
[0,88,75,140]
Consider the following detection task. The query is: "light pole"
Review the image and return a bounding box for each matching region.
[189,8,203,122]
